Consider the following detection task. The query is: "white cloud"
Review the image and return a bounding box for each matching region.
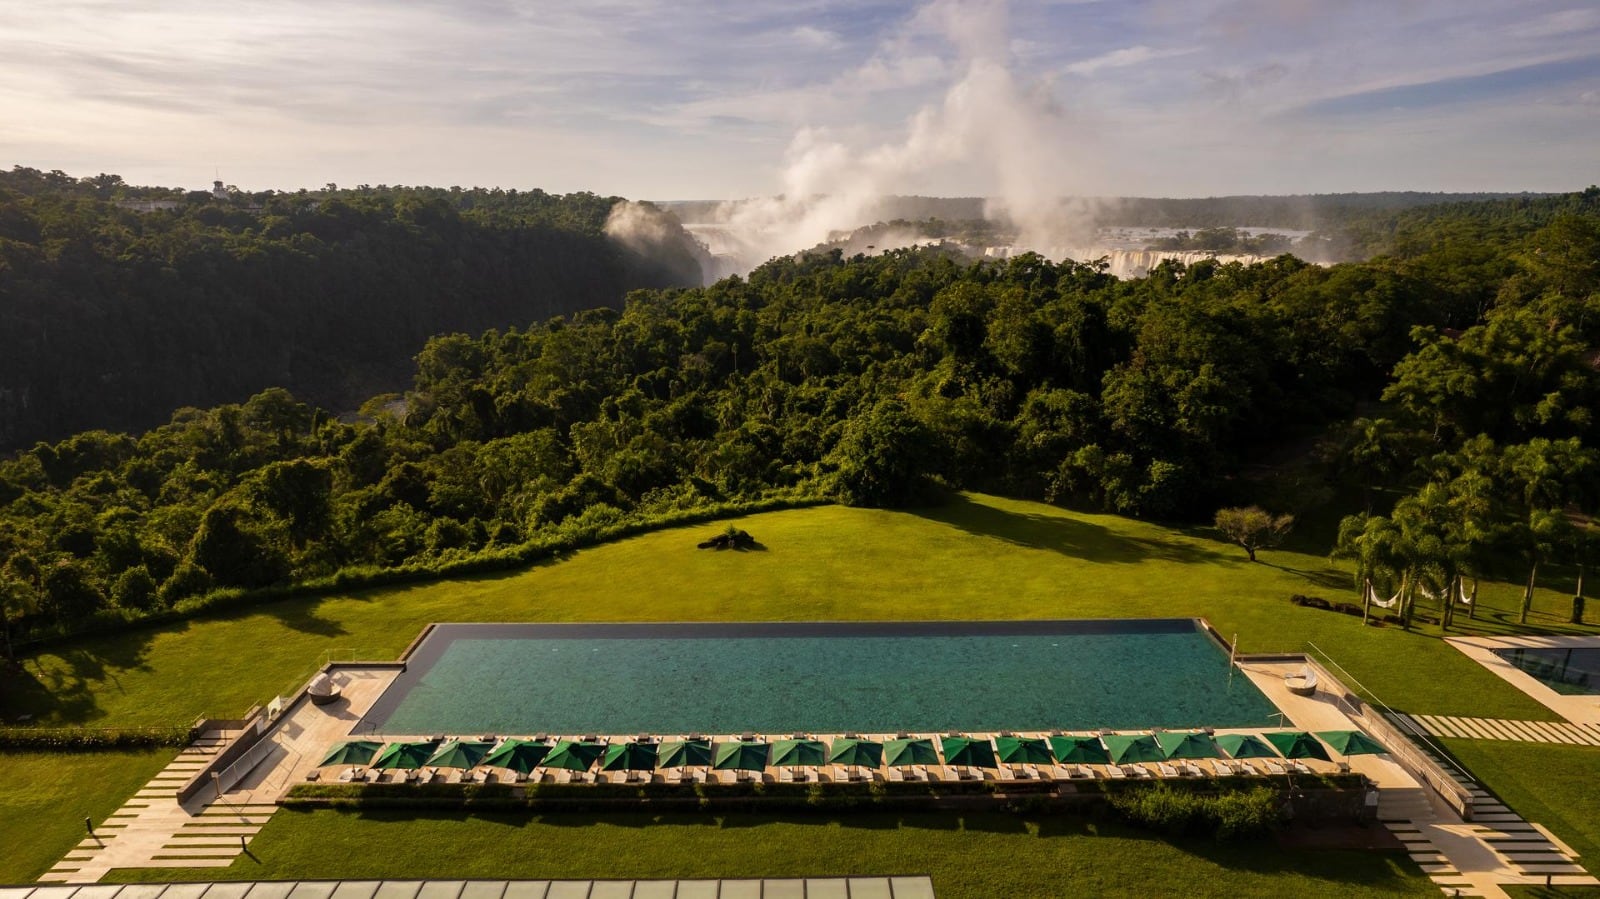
[1063,45,1196,76]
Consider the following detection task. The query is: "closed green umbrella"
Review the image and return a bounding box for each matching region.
[1215,734,1279,760]
[480,739,551,774]
[1263,731,1332,761]
[828,738,884,769]
[601,741,659,771]
[319,740,382,767]
[939,735,998,768]
[371,740,439,770]
[1315,730,1387,756]
[657,738,713,768]
[995,736,1055,765]
[883,737,939,767]
[1102,734,1164,765]
[1155,731,1222,760]
[1048,735,1110,765]
[426,739,494,769]
[713,740,769,771]
[770,739,827,768]
[542,739,606,772]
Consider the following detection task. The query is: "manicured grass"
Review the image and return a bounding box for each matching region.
[1441,739,1600,873]
[7,494,1596,889]
[103,808,1433,898]
[0,748,175,883]
[10,494,1585,729]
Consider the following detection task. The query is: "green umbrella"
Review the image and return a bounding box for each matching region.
[1263,731,1332,761]
[1048,735,1110,765]
[370,740,440,770]
[827,738,884,769]
[541,739,606,772]
[1155,731,1223,760]
[1315,730,1387,756]
[883,737,939,767]
[939,735,998,768]
[480,739,551,774]
[995,736,1055,765]
[425,739,494,769]
[601,741,659,771]
[1215,734,1279,760]
[713,740,769,771]
[770,738,827,768]
[657,738,713,768]
[319,740,382,767]
[1102,734,1164,765]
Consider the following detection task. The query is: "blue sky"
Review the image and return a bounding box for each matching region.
[3,0,1597,198]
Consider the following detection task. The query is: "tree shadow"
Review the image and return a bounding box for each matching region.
[259,601,349,638]
[1258,561,1350,590]
[4,629,162,724]
[909,494,1240,566]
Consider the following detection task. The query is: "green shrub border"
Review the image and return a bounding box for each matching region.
[16,493,830,651]
[0,725,194,750]
[280,774,1366,832]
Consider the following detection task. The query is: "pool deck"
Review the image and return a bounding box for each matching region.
[1446,634,1600,725]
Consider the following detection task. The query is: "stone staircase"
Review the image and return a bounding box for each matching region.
[39,729,274,883]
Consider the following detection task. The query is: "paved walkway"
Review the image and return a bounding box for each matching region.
[1397,714,1600,744]
[1378,719,1598,898]
[9,879,937,899]
[39,730,276,883]
[40,669,400,883]
[1241,661,1600,898]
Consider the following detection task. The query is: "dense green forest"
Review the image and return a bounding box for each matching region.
[0,167,707,450]
[0,186,1598,652]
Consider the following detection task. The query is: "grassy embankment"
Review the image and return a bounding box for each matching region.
[5,493,1596,888]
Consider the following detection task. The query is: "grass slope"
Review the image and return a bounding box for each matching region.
[0,749,175,883]
[6,494,1596,889]
[1442,740,1600,870]
[10,494,1586,729]
[105,809,1434,899]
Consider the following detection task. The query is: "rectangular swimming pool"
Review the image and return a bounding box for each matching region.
[1494,645,1600,695]
[360,619,1283,736]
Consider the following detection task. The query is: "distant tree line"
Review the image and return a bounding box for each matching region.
[0,167,705,450]
[0,187,1597,650]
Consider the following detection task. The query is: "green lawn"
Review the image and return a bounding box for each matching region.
[0,749,175,883]
[6,493,1597,889]
[9,494,1584,729]
[103,808,1432,899]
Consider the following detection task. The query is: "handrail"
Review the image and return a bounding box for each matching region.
[1304,642,1476,784]
[1304,641,1476,818]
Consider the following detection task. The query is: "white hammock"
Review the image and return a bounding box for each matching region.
[1417,578,1475,605]
[1458,580,1474,605]
[1364,579,1400,609]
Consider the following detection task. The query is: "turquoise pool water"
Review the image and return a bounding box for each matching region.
[1494,645,1600,695]
[362,620,1283,735]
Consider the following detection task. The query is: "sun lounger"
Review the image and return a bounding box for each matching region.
[305,769,321,782]
[1289,760,1311,775]
[1265,760,1287,776]
[1157,763,1179,778]
[886,767,904,782]
[1107,765,1127,779]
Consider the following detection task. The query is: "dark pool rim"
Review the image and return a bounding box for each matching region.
[395,617,1226,663]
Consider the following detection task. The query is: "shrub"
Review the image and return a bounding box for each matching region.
[0,725,193,751]
[1109,783,1282,840]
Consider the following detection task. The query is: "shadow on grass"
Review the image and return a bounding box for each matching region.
[4,630,161,724]
[1259,561,1350,590]
[910,495,1240,566]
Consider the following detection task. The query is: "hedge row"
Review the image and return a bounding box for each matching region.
[281,774,1365,834]
[1109,783,1284,839]
[0,725,194,751]
[16,493,829,651]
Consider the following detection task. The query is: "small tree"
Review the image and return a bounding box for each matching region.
[1214,506,1295,562]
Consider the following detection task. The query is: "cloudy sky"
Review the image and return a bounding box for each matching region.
[4,0,1598,199]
